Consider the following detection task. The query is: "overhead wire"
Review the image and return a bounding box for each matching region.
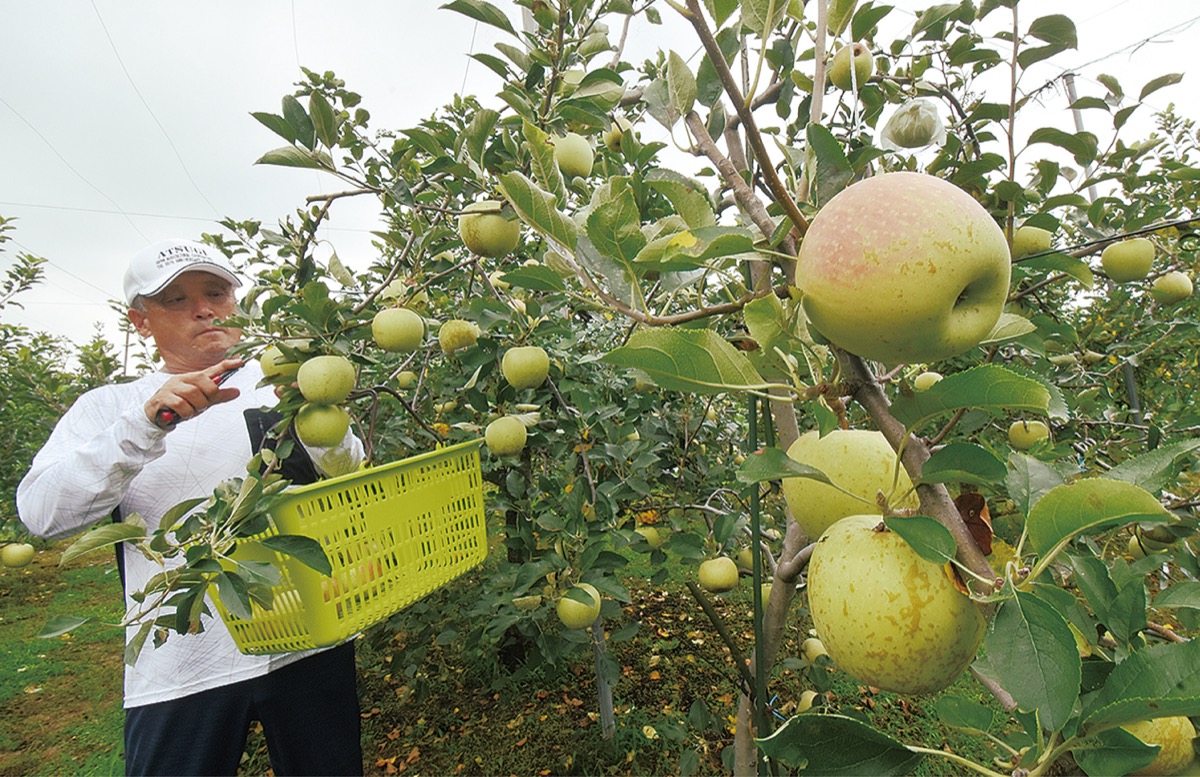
[0,94,148,241]
[89,0,223,219]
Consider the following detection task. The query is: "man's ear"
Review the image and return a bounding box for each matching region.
[128,308,153,338]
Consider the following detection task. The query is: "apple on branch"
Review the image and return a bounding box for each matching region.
[1011,224,1053,259]
[1101,237,1155,283]
[554,132,594,179]
[781,429,919,541]
[806,514,986,695]
[458,200,521,258]
[828,42,874,91]
[796,172,1011,365]
[1151,271,1193,305]
[297,355,356,404]
[372,308,425,353]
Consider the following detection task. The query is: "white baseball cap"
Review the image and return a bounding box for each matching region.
[123,239,242,305]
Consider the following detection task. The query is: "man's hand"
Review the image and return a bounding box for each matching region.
[146,357,244,428]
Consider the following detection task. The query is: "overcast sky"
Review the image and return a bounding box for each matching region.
[2,1,1198,355]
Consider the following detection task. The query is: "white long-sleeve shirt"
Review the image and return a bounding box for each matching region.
[16,361,363,708]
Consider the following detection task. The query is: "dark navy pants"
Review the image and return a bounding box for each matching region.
[123,641,362,776]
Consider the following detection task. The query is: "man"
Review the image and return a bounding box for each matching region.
[17,239,365,776]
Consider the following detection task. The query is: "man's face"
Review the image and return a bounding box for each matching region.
[127,271,242,374]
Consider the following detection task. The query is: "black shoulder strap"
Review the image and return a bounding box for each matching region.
[243,408,321,486]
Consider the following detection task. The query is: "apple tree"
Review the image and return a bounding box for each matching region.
[46,0,1200,773]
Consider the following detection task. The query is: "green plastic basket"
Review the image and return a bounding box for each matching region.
[214,439,487,654]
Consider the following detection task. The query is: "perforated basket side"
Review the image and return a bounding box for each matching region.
[216,440,486,654]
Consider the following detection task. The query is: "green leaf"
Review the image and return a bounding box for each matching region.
[1026,14,1077,48]
[521,120,566,205]
[36,614,92,639]
[601,328,769,395]
[884,515,957,565]
[1103,439,1200,495]
[979,312,1038,345]
[282,95,314,150]
[586,179,647,276]
[1027,478,1173,557]
[499,172,577,250]
[254,147,335,171]
[918,442,1007,487]
[983,589,1081,732]
[756,713,923,775]
[261,534,332,576]
[934,696,994,733]
[826,0,857,36]
[308,92,338,148]
[1018,252,1096,289]
[742,0,786,36]
[736,446,832,485]
[1069,554,1118,628]
[806,123,854,208]
[124,621,153,666]
[1006,452,1075,517]
[704,0,739,27]
[1082,640,1200,728]
[636,226,756,272]
[498,265,566,292]
[666,51,697,123]
[1153,581,1200,610]
[250,111,298,144]
[1027,127,1098,166]
[890,365,1051,430]
[439,0,516,35]
[1073,727,1159,777]
[215,570,253,621]
[645,170,716,229]
[1138,73,1183,102]
[59,522,147,566]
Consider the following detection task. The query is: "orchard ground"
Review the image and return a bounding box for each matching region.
[0,540,1014,776]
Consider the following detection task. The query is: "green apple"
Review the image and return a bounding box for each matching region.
[371,308,425,353]
[1011,225,1053,259]
[828,42,874,91]
[502,345,550,389]
[1152,271,1193,305]
[259,340,307,379]
[913,370,943,391]
[1,542,35,568]
[1121,716,1197,776]
[458,200,521,258]
[1008,419,1049,450]
[802,637,828,663]
[807,514,987,694]
[438,319,479,355]
[556,583,601,629]
[294,403,351,447]
[698,557,739,593]
[796,172,1011,365]
[1101,237,1156,283]
[634,526,665,549]
[297,355,356,404]
[485,415,527,457]
[735,546,754,573]
[603,117,633,153]
[780,429,919,541]
[396,370,417,389]
[554,132,594,179]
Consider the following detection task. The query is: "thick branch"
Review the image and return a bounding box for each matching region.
[681,0,809,237]
[837,349,997,587]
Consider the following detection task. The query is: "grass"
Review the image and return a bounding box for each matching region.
[3,541,1016,776]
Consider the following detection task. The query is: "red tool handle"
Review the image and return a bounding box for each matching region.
[153,367,239,429]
